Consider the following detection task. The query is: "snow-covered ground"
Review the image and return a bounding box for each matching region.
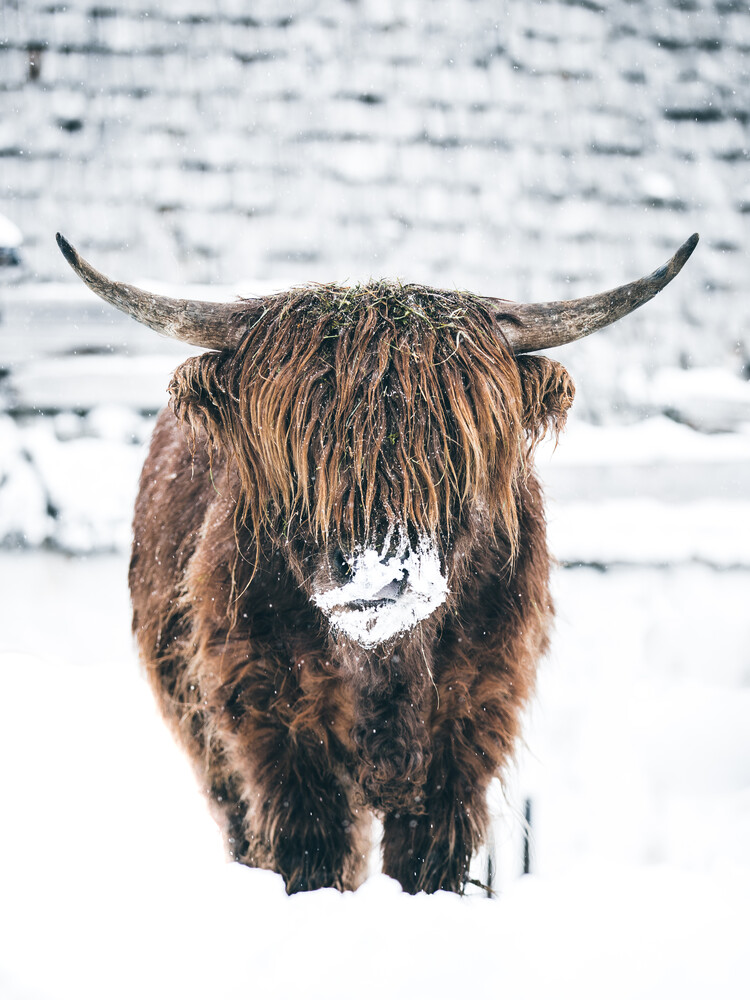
[0,550,748,999]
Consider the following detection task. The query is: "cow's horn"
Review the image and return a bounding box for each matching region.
[56,234,253,350]
[491,233,699,354]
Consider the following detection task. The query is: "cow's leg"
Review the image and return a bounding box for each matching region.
[198,724,371,894]
[141,625,370,892]
[380,653,524,893]
[191,648,370,894]
[381,533,545,894]
[234,729,370,894]
[380,746,490,894]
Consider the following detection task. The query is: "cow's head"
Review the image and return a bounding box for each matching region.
[57,233,698,649]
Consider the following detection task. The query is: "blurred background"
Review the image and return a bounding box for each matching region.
[1,2,749,998]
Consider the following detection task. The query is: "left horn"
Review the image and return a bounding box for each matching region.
[56,234,256,350]
[488,233,699,354]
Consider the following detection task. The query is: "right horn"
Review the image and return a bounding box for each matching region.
[56,233,263,351]
[489,233,699,354]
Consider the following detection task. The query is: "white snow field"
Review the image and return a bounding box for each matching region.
[0,544,749,1000]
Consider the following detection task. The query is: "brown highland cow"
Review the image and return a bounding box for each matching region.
[58,232,697,894]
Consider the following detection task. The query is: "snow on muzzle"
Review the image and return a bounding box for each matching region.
[312,531,449,648]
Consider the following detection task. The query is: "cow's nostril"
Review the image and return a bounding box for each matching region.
[333,549,352,578]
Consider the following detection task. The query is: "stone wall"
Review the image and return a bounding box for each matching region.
[1,0,749,383]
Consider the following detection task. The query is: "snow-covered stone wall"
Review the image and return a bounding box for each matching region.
[1,0,749,378]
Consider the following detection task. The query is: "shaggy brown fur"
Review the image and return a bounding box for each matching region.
[129,282,575,894]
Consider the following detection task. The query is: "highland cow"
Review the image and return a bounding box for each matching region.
[57,232,698,894]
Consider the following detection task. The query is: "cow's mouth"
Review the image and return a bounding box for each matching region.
[348,597,397,610]
[324,596,397,616]
[327,575,406,614]
[312,532,449,648]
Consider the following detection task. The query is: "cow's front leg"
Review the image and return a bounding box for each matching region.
[381,612,536,893]
[243,735,367,894]
[381,761,489,894]
[206,655,369,894]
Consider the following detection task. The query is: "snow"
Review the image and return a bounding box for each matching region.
[536,413,750,468]
[313,531,448,647]
[0,553,748,999]
[3,853,743,1000]
[549,498,750,566]
[621,369,750,433]
[9,354,180,412]
[0,413,146,552]
[0,212,22,249]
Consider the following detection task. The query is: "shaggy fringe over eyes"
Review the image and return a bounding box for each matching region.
[169,283,573,562]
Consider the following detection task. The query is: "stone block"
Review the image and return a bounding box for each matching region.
[227,170,277,216]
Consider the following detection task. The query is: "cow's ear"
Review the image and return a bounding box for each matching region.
[168,352,233,443]
[517,354,575,448]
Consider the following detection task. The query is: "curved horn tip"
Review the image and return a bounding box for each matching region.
[500,233,701,354]
[676,231,700,263]
[52,232,245,350]
[56,232,77,266]
[648,232,699,284]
